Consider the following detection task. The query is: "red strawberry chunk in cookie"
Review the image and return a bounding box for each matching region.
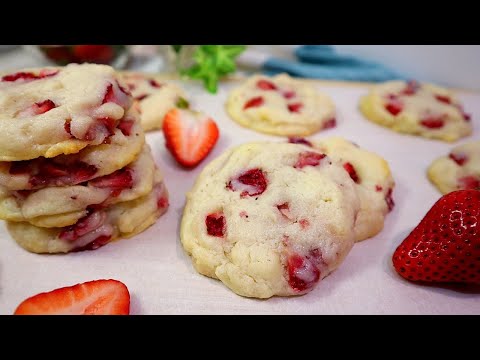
[299,219,310,229]
[257,79,277,90]
[435,94,452,104]
[117,120,134,136]
[277,203,292,219]
[244,96,264,109]
[449,152,468,166]
[288,137,312,147]
[90,168,133,197]
[385,188,395,212]
[19,100,57,117]
[458,176,480,190]
[149,79,162,88]
[385,96,403,116]
[59,211,107,242]
[287,250,322,292]
[283,90,295,99]
[343,162,360,183]
[401,80,420,95]
[322,118,337,129]
[10,158,98,188]
[33,100,56,114]
[420,115,445,129]
[227,168,268,197]
[73,235,113,252]
[287,103,303,113]
[294,152,326,169]
[1,70,58,82]
[206,213,226,237]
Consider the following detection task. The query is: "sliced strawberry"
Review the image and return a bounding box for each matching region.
[59,211,107,242]
[458,176,480,190]
[288,137,312,147]
[288,103,303,113]
[226,168,267,197]
[449,152,468,166]
[435,94,452,104]
[257,79,277,90]
[206,212,226,237]
[162,108,219,168]
[14,279,130,315]
[294,152,326,169]
[385,96,403,116]
[420,115,445,129]
[322,118,337,129]
[118,120,134,136]
[392,190,480,285]
[244,96,264,109]
[72,45,114,64]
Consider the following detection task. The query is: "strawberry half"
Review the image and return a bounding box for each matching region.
[392,190,480,285]
[14,279,130,315]
[162,108,219,168]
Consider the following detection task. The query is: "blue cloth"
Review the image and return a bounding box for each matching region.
[263,45,406,82]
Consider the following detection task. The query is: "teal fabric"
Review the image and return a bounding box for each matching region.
[263,45,406,82]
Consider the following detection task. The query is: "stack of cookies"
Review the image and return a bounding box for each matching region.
[0,63,169,253]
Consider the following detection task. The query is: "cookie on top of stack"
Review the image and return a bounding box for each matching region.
[0,63,169,253]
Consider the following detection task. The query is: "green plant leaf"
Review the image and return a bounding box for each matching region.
[179,45,246,93]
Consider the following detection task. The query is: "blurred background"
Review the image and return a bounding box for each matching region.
[1,45,479,90]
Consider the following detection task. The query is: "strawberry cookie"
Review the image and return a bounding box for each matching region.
[0,145,157,228]
[120,72,187,131]
[7,172,169,254]
[0,64,132,161]
[0,109,144,191]
[180,142,360,298]
[313,137,395,242]
[359,80,472,142]
[427,141,480,194]
[226,74,336,136]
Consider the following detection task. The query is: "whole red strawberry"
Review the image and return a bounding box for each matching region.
[392,190,480,284]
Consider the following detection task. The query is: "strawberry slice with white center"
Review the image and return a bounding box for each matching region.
[14,279,130,315]
[163,108,219,168]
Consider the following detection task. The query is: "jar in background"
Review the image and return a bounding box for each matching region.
[24,45,130,69]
